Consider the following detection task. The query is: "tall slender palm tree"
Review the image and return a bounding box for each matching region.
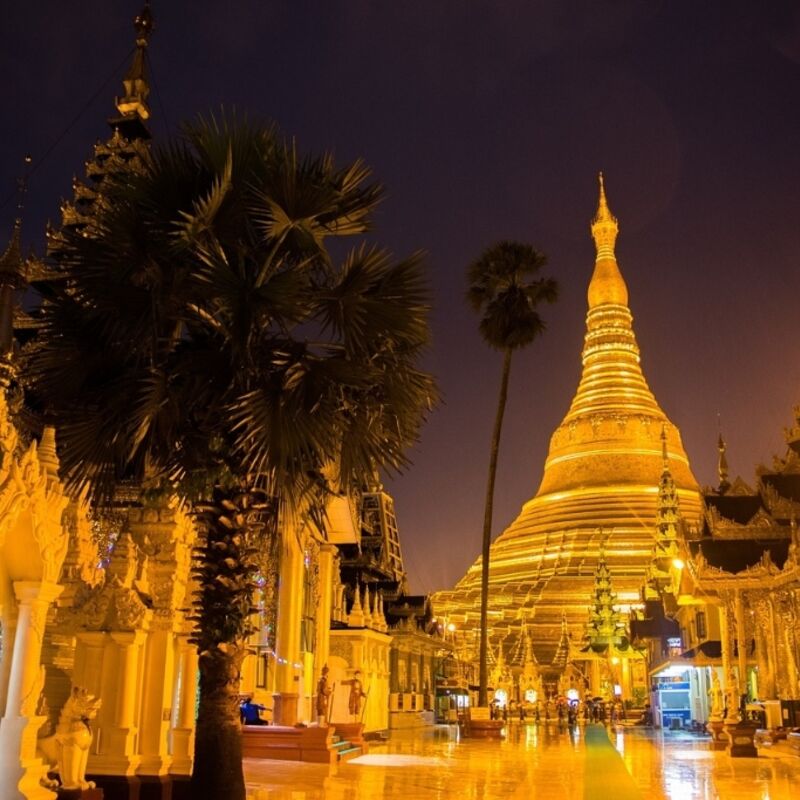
[466,241,558,708]
[28,114,436,800]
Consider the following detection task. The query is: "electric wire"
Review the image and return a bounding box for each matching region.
[0,46,136,215]
[146,50,171,137]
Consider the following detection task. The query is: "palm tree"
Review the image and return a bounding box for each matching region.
[28,113,436,800]
[466,241,558,707]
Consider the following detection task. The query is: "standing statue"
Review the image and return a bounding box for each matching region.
[724,671,740,723]
[343,670,365,718]
[55,687,102,791]
[709,670,724,720]
[316,664,333,723]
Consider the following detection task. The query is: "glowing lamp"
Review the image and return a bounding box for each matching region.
[672,558,685,570]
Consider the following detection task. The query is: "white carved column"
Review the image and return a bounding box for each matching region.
[137,627,175,775]
[735,591,748,700]
[127,500,194,780]
[0,580,63,800]
[0,604,18,717]
[719,597,740,724]
[272,534,304,725]
[169,636,197,776]
[88,630,146,776]
[754,594,776,699]
[590,659,601,696]
[314,544,337,677]
[778,593,799,698]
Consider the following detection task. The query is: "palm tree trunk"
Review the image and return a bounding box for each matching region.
[479,347,512,707]
[189,486,266,800]
[191,648,247,800]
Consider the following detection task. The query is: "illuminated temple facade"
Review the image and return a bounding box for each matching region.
[434,177,704,667]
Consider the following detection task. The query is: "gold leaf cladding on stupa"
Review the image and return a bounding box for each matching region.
[432,177,702,666]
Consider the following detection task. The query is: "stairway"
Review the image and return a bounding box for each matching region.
[330,734,362,762]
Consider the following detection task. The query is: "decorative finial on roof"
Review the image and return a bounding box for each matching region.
[0,156,32,384]
[591,171,619,260]
[660,424,669,470]
[114,2,155,136]
[38,426,60,481]
[717,430,730,495]
[134,1,155,42]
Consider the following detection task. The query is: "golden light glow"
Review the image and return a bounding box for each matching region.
[672,558,685,570]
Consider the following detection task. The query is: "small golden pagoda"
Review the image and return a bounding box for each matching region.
[434,176,703,667]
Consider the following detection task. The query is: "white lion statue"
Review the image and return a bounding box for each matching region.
[52,687,102,791]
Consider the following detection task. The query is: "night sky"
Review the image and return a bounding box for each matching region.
[4,2,800,594]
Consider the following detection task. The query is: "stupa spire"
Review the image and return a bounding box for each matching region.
[717,432,730,494]
[586,551,624,646]
[591,172,619,259]
[111,2,155,140]
[0,157,31,384]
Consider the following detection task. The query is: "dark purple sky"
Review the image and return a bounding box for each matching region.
[4,1,800,593]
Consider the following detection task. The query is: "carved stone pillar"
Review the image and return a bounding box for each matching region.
[719,597,739,725]
[776,592,799,698]
[137,628,175,777]
[272,535,304,726]
[169,637,198,776]
[753,594,776,699]
[0,580,63,800]
[590,659,601,696]
[0,604,18,717]
[128,503,193,781]
[735,590,748,700]
[314,544,337,678]
[88,630,146,776]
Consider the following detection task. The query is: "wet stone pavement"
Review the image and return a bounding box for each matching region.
[243,722,800,800]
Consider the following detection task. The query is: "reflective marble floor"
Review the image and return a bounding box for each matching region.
[243,723,800,800]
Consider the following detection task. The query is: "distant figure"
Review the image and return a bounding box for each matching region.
[567,704,577,727]
[343,670,365,718]
[316,664,333,723]
[240,696,267,726]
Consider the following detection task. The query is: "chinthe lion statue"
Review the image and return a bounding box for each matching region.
[40,687,102,791]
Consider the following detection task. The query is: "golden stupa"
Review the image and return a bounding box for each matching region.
[435,176,702,667]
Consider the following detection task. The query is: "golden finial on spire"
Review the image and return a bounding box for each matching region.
[660,424,669,468]
[717,428,730,495]
[587,173,628,308]
[115,2,155,128]
[591,171,619,260]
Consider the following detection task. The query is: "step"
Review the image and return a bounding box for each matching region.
[337,746,362,762]
[331,739,352,750]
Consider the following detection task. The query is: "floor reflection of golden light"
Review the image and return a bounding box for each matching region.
[244,727,800,800]
[349,753,449,767]
[670,750,715,761]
